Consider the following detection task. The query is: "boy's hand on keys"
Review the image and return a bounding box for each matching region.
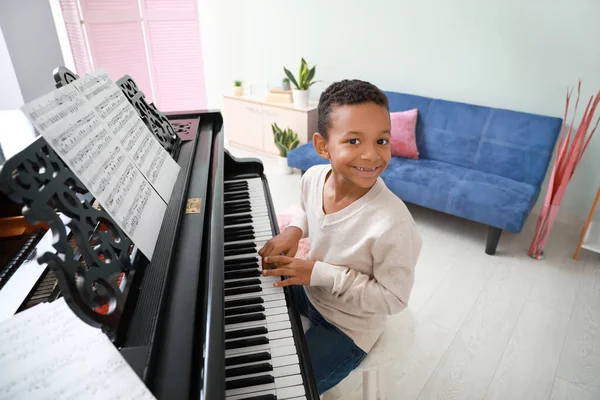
[258,226,302,270]
[262,256,315,287]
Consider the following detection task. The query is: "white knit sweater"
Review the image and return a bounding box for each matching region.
[289,164,422,352]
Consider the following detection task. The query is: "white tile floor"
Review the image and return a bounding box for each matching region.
[226,143,600,400]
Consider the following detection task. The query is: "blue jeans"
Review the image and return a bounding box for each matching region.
[290,285,367,394]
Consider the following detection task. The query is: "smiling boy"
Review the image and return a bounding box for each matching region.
[258,79,422,395]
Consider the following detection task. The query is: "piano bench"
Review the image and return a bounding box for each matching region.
[303,314,397,400]
[354,320,400,400]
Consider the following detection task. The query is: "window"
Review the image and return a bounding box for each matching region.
[54,0,206,112]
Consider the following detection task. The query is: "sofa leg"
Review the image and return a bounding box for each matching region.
[486,227,502,255]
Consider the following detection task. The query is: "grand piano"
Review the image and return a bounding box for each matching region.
[0,67,319,400]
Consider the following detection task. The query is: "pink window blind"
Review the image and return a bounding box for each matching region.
[141,0,207,112]
[59,0,92,75]
[78,0,153,102]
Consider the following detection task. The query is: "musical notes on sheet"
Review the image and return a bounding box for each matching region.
[0,299,156,400]
[20,84,166,259]
[72,68,180,203]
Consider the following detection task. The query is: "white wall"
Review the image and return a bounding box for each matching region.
[0,26,24,110]
[200,0,600,221]
[0,0,65,103]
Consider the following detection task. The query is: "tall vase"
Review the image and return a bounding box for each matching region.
[292,89,309,108]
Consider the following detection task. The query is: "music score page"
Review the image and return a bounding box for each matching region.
[20,84,166,259]
[71,68,180,203]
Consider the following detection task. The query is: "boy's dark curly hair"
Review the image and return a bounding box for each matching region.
[317,79,389,139]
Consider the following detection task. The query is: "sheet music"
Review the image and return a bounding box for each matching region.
[72,68,180,203]
[20,85,166,259]
[0,299,156,400]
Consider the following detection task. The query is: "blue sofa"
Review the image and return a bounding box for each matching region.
[286,91,563,254]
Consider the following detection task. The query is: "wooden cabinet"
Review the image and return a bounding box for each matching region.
[222,95,318,156]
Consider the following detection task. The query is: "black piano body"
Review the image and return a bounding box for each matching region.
[0,67,319,400]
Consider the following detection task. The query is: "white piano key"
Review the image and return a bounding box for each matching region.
[224,221,272,230]
[226,354,300,372]
[225,374,304,397]
[226,328,293,345]
[224,275,280,285]
[226,336,296,357]
[227,385,306,400]
[226,364,300,382]
[224,286,282,302]
[225,298,286,313]
[225,210,270,218]
[225,281,276,291]
[225,311,290,331]
[225,374,304,398]
[226,318,291,335]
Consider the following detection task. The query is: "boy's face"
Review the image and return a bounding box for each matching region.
[314,102,391,189]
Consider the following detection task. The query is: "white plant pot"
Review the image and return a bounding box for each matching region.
[292,89,309,108]
[232,86,244,96]
[278,156,292,175]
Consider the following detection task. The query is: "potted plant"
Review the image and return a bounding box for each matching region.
[281,77,290,91]
[232,80,243,96]
[283,58,317,108]
[272,123,299,174]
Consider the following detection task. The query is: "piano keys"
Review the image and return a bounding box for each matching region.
[0,67,319,399]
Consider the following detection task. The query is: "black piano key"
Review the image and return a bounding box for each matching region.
[224,278,261,290]
[225,193,250,202]
[224,269,260,280]
[225,374,275,391]
[225,247,257,258]
[224,187,249,195]
[225,326,268,340]
[225,297,264,309]
[225,242,257,251]
[224,304,265,317]
[224,285,262,298]
[235,395,276,400]
[225,233,256,243]
[225,205,252,214]
[226,351,271,367]
[225,199,250,208]
[224,181,248,190]
[225,312,266,326]
[226,362,273,378]
[224,184,248,192]
[225,247,258,258]
[224,262,260,273]
[225,226,254,237]
[225,336,269,350]
[225,256,257,266]
[225,213,253,222]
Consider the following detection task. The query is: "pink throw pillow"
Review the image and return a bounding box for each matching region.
[390,109,419,159]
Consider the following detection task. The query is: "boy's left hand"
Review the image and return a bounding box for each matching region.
[262,256,315,287]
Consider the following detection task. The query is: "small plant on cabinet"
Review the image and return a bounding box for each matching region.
[232,80,243,96]
[283,58,317,107]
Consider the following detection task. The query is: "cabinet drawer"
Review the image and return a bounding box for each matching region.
[223,98,263,149]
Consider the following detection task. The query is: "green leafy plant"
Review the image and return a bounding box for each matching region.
[272,123,299,157]
[282,77,289,83]
[234,80,242,87]
[283,58,317,90]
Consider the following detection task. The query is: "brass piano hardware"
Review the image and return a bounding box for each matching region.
[186,198,202,214]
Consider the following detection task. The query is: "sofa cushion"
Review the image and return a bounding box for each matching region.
[382,158,536,232]
[390,109,419,159]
